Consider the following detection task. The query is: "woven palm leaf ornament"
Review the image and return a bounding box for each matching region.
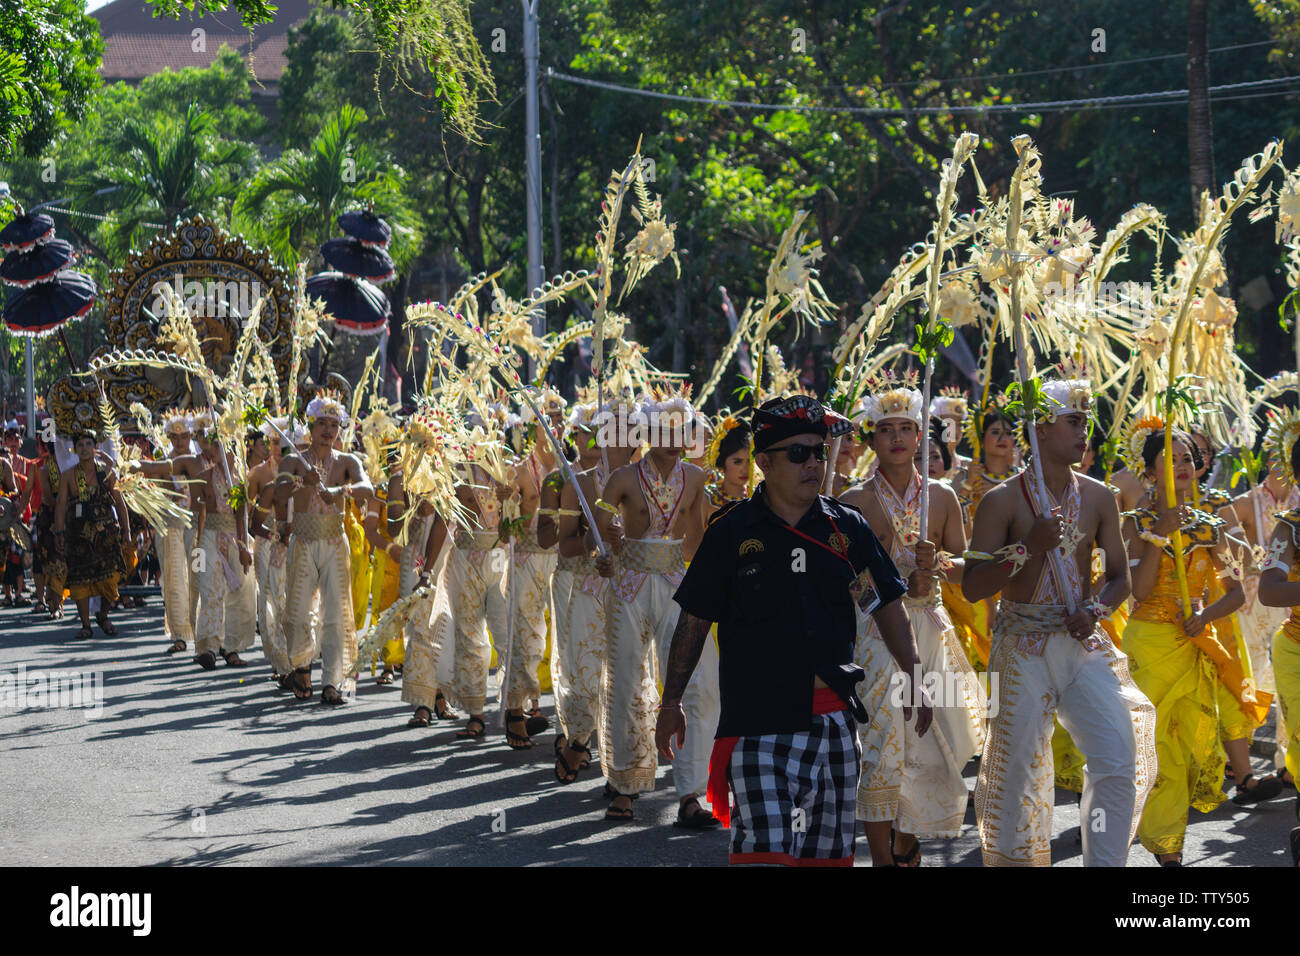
[1154,142,1283,615]
[406,278,611,557]
[973,135,1080,614]
[915,132,980,543]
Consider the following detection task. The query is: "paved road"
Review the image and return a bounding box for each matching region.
[0,600,1295,866]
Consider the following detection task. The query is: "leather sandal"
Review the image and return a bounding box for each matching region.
[1232,773,1283,805]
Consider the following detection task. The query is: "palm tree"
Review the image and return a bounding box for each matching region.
[76,102,254,254]
[232,104,420,270]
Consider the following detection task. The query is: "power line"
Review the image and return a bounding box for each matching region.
[37,205,167,229]
[547,69,1300,116]
[869,38,1277,89]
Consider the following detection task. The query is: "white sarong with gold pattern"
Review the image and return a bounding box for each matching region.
[601,536,720,798]
[854,473,985,837]
[447,527,508,715]
[555,553,604,749]
[195,510,256,656]
[284,510,356,690]
[974,473,1156,866]
[504,526,557,710]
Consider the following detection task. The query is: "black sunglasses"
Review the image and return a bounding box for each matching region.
[764,442,828,464]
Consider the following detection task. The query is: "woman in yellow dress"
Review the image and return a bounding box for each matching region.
[1121,422,1243,866]
[363,481,403,681]
[1253,409,1300,865]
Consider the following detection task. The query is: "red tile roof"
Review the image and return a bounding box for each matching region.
[93,0,315,89]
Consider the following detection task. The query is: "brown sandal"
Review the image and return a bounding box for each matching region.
[288,667,312,700]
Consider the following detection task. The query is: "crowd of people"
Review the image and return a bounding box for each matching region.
[3,367,1298,869]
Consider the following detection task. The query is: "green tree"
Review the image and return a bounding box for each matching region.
[0,0,102,159]
[233,104,421,270]
[74,102,256,256]
[145,0,495,140]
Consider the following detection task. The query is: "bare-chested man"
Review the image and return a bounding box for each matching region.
[247,418,292,679]
[443,447,515,739]
[274,397,373,704]
[963,378,1155,867]
[593,395,719,827]
[135,412,208,655]
[551,404,633,784]
[842,394,984,868]
[189,411,255,671]
[496,422,556,749]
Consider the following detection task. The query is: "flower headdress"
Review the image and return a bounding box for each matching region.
[1121,414,1166,477]
[929,386,969,422]
[704,411,751,471]
[861,370,924,430]
[1263,407,1300,489]
[305,394,348,425]
[161,408,193,437]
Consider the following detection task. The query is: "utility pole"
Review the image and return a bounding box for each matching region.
[25,339,35,437]
[523,0,544,382]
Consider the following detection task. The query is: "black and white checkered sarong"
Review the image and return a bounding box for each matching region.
[727,710,860,865]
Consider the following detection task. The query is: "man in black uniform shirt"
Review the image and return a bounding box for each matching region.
[656,395,932,866]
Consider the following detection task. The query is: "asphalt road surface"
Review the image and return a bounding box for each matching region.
[1,599,1295,867]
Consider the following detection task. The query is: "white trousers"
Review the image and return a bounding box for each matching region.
[157,523,193,644]
[254,536,289,674]
[975,629,1156,866]
[195,527,256,656]
[601,572,720,800]
[448,544,509,715]
[284,533,355,690]
[856,600,986,837]
[555,570,606,749]
[504,550,556,710]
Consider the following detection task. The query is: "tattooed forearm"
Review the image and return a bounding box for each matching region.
[661,612,712,705]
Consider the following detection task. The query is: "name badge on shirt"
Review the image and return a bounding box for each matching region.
[75,503,83,518]
[849,566,880,615]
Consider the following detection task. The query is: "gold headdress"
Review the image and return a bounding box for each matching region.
[1121,414,1166,477]
[703,412,751,470]
[929,386,969,422]
[861,370,924,430]
[1263,407,1300,489]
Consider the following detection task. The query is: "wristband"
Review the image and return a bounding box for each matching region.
[1139,529,1170,550]
[995,541,1031,576]
[594,498,619,515]
[1082,596,1113,619]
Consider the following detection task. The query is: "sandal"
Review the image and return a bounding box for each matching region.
[164,639,187,655]
[289,667,312,700]
[505,713,534,750]
[604,795,635,822]
[408,706,433,728]
[891,829,921,867]
[433,693,457,720]
[1232,773,1284,806]
[602,782,639,802]
[569,742,592,770]
[376,668,395,685]
[320,685,346,706]
[194,651,218,671]
[221,650,249,668]
[12,596,30,608]
[72,624,93,640]
[456,716,487,739]
[674,797,720,830]
[95,612,117,636]
[525,714,550,736]
[555,751,580,784]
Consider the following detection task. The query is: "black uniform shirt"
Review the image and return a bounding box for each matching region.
[673,482,907,737]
